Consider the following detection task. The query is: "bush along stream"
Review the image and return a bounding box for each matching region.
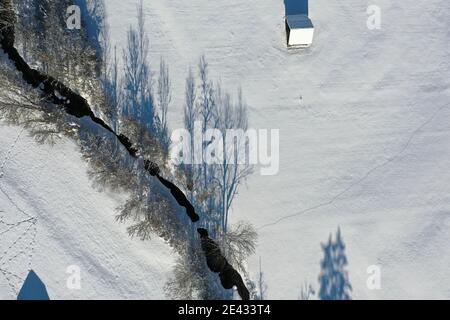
[0,1,249,300]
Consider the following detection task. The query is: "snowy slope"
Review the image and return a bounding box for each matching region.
[105,0,450,299]
[0,123,175,299]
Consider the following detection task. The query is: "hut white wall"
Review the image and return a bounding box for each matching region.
[288,28,314,47]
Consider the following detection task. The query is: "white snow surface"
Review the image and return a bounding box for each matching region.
[0,124,175,299]
[1,0,449,300]
[105,0,450,299]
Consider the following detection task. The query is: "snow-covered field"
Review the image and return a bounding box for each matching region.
[1,0,449,300]
[105,0,450,299]
[0,124,175,299]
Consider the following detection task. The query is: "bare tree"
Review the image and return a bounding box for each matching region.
[184,67,197,145]
[299,281,315,300]
[197,55,217,192]
[157,57,171,148]
[0,61,72,144]
[104,46,122,131]
[257,257,268,300]
[0,0,17,47]
[122,0,155,132]
[183,67,197,190]
[165,252,206,300]
[222,221,257,273]
[214,86,253,233]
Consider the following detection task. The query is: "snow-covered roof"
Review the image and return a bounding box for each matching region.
[286,14,314,29]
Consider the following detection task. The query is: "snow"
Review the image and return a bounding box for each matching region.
[105,0,450,299]
[1,0,449,300]
[0,123,176,299]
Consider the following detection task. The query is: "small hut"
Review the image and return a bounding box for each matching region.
[285,14,314,48]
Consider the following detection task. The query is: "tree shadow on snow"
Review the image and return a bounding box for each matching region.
[318,228,352,300]
[284,0,309,16]
[17,270,50,300]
